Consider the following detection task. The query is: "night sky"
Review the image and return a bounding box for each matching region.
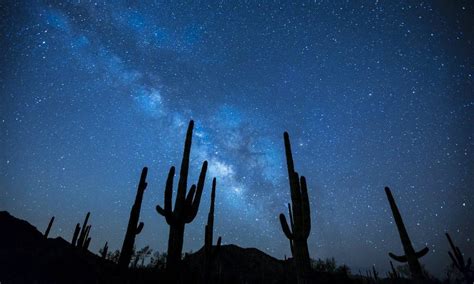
[1,0,473,277]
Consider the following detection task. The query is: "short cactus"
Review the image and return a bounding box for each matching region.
[100,241,109,259]
[203,178,222,283]
[72,212,92,250]
[279,132,311,284]
[446,232,473,283]
[71,223,80,246]
[44,216,55,238]
[156,120,208,277]
[118,167,148,269]
[388,260,399,279]
[76,212,91,248]
[385,187,428,280]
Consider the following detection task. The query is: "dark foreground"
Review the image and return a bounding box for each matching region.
[0,211,445,283]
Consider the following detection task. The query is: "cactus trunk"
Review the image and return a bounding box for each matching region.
[203,178,221,283]
[118,167,148,269]
[385,187,428,280]
[156,120,208,280]
[446,232,473,283]
[71,223,80,246]
[279,132,311,284]
[167,222,186,269]
[44,216,54,238]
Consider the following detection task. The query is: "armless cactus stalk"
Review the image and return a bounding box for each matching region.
[44,216,55,238]
[71,223,80,246]
[385,187,428,280]
[446,232,473,283]
[118,167,148,269]
[156,120,208,277]
[279,132,311,284]
[203,178,222,283]
[101,241,109,259]
[389,260,399,279]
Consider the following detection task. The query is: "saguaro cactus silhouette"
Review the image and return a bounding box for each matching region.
[388,260,399,279]
[203,178,222,283]
[71,223,80,246]
[101,241,109,259]
[156,120,208,276]
[385,187,428,280]
[446,232,473,283]
[44,216,54,238]
[76,212,91,248]
[73,212,92,250]
[118,167,148,269]
[279,132,311,284]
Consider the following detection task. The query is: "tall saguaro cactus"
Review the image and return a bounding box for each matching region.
[279,132,311,284]
[44,216,55,238]
[203,178,222,283]
[156,120,208,276]
[385,187,428,280]
[118,167,148,269]
[446,232,473,283]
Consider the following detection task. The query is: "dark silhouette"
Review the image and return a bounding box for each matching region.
[44,216,54,238]
[118,167,148,269]
[385,187,429,280]
[203,177,222,283]
[75,212,92,250]
[389,260,400,279]
[155,120,208,280]
[1,121,468,283]
[372,265,379,281]
[71,222,81,246]
[100,241,109,259]
[446,232,473,283]
[279,132,312,284]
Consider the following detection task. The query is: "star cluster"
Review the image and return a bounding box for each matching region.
[1,1,472,277]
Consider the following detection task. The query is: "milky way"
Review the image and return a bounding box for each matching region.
[1,1,472,277]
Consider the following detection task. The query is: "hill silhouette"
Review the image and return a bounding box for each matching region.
[0,210,359,283]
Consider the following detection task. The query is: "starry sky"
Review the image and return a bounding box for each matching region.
[1,0,473,277]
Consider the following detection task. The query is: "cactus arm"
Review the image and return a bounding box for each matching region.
[136,222,144,234]
[44,216,55,238]
[416,247,429,258]
[184,161,208,223]
[71,223,80,246]
[389,253,408,263]
[449,251,461,270]
[156,167,176,224]
[287,203,294,231]
[84,237,91,250]
[279,214,294,239]
[155,205,166,216]
[77,212,91,247]
[185,185,197,208]
[300,176,311,238]
[455,246,465,267]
